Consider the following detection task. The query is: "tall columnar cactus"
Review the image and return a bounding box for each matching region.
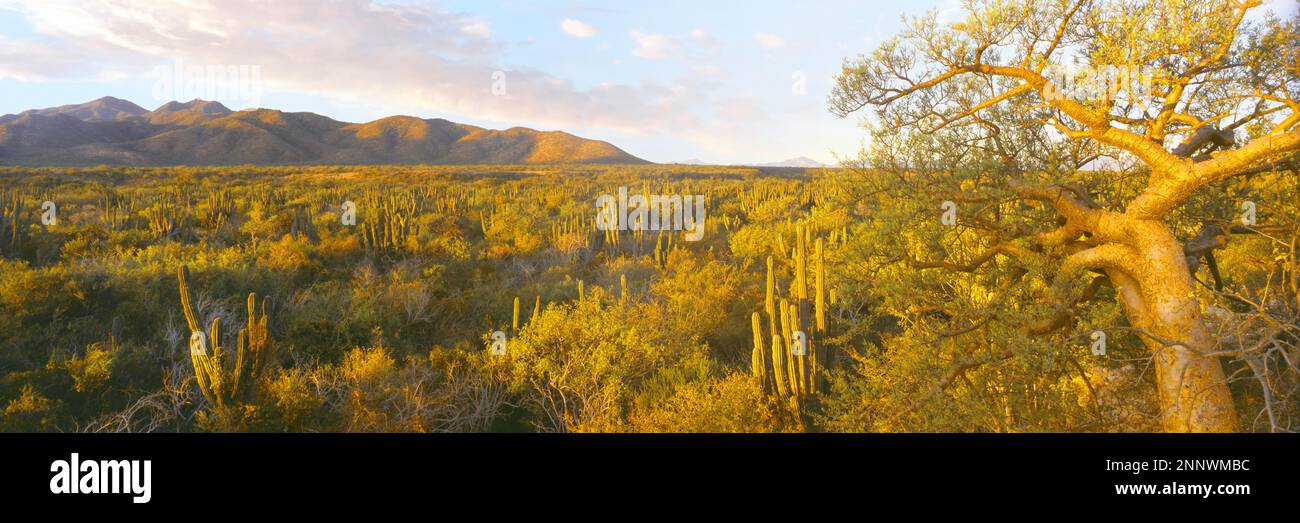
[1,191,25,256]
[146,201,185,240]
[789,301,807,398]
[765,256,777,340]
[512,296,521,331]
[0,191,32,258]
[750,313,769,392]
[795,226,808,303]
[814,237,827,387]
[178,265,274,408]
[289,206,317,241]
[751,231,833,408]
[202,189,234,232]
[653,232,667,268]
[770,332,790,398]
[360,191,415,252]
[815,238,826,331]
[99,188,123,231]
[779,297,802,396]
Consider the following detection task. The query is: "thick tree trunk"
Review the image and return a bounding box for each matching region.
[1109,221,1239,432]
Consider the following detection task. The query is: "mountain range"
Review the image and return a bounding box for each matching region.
[753,156,826,168]
[672,156,827,168]
[0,97,647,166]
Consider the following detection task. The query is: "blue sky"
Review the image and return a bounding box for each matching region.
[0,0,1294,164]
[0,0,954,164]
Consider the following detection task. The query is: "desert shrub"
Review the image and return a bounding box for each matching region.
[626,372,784,433]
[264,233,317,272]
[1,385,59,431]
[504,289,693,432]
[64,343,115,393]
[651,256,746,358]
[260,367,326,431]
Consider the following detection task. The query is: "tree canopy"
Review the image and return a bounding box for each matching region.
[829,0,1299,432]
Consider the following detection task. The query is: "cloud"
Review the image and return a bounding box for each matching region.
[754,32,785,49]
[460,20,491,38]
[1260,0,1298,17]
[689,28,717,45]
[629,30,681,60]
[0,34,115,80]
[691,64,722,77]
[0,0,823,163]
[935,0,966,23]
[629,28,724,61]
[0,0,709,136]
[561,18,596,38]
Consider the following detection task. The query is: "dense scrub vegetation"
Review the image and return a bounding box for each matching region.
[0,163,1294,432]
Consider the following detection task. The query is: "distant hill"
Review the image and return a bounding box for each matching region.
[752,156,826,168]
[0,97,648,166]
[1,96,149,123]
[670,156,828,168]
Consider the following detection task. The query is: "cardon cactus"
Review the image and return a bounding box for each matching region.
[751,312,770,393]
[178,265,274,408]
[1,192,25,256]
[750,229,833,407]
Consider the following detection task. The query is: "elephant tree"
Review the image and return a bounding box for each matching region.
[831,0,1298,431]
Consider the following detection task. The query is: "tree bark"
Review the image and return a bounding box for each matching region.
[1109,221,1239,432]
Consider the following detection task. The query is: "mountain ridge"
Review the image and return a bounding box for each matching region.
[670,156,828,168]
[0,97,648,166]
[751,156,826,168]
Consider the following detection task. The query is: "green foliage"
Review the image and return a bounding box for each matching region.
[1,385,58,431]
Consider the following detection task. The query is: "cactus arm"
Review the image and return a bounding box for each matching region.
[771,333,789,398]
[764,256,777,340]
[751,313,770,393]
[177,266,201,332]
[208,317,227,406]
[815,238,826,333]
[233,328,250,400]
[790,302,807,398]
[814,238,826,391]
[178,265,218,405]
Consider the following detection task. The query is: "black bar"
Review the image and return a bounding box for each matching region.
[0,433,1291,512]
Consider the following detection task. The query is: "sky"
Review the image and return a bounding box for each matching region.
[0,0,1294,165]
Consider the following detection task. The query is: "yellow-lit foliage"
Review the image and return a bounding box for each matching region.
[0,158,1291,433]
